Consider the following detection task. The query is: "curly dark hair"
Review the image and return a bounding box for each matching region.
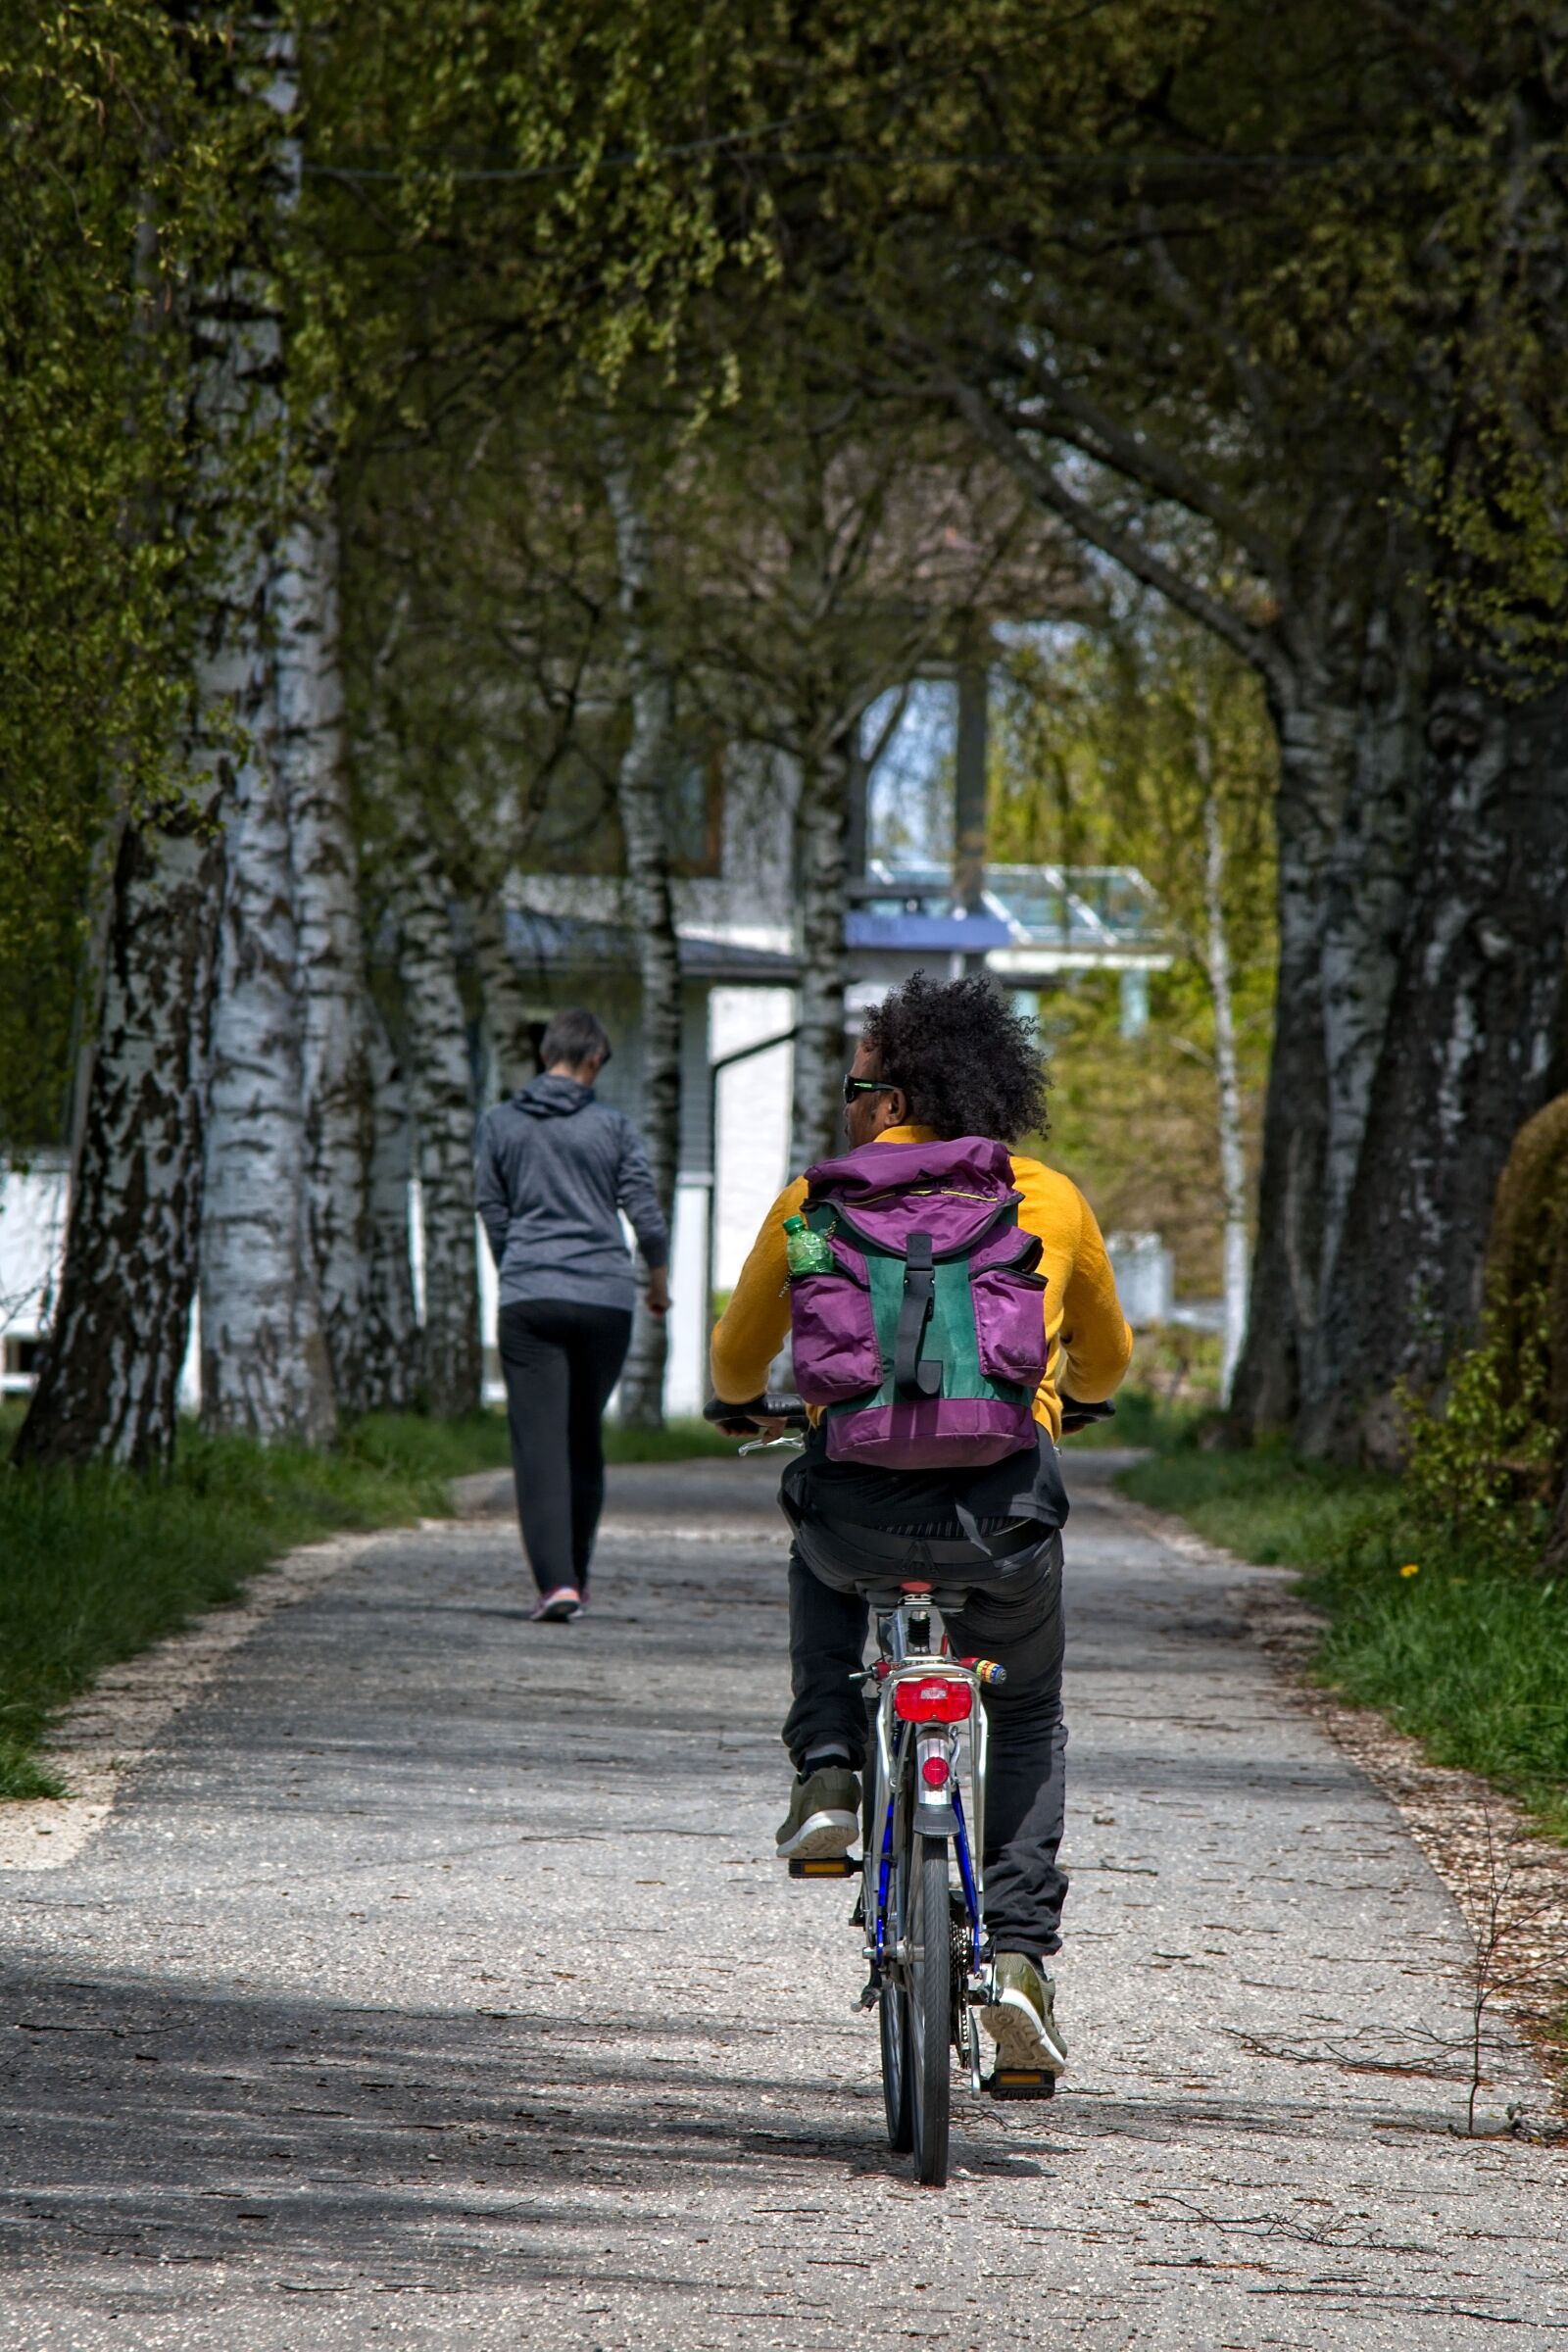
[860,969,1049,1145]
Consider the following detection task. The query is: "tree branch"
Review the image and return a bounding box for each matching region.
[947,379,1289,695]
[1004,354,1287,588]
[1133,213,1287,457]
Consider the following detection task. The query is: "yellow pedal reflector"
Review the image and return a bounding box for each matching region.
[788,1855,860,1879]
[987,2068,1055,2099]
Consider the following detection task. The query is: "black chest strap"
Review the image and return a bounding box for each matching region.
[894,1231,943,1398]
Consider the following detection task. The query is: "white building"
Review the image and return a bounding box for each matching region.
[0,1155,68,1396]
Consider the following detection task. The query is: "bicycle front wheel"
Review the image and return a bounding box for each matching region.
[907,1833,952,2186]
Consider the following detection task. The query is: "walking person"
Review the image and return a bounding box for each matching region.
[475,1007,669,1621]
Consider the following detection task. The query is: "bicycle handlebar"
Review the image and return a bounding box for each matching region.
[1058,1396,1116,1435]
[706,1392,1115,1436]
[703,1392,809,1433]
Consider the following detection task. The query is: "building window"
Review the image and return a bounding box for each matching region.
[3,1334,44,1387]
[668,743,723,876]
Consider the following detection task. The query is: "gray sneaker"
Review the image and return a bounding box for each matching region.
[775,1766,860,1860]
[981,1954,1068,2075]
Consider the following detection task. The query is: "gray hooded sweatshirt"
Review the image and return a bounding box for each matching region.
[474,1074,669,1313]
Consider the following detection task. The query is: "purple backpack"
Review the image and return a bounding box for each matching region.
[788,1136,1049,1468]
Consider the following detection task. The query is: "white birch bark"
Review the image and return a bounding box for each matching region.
[394,831,482,1417]
[11,807,225,1470]
[789,737,853,1172]
[1311,555,1430,1318]
[200,672,336,1444]
[197,17,334,1446]
[599,428,681,1428]
[360,1002,422,1412]
[1299,665,1568,1461]
[274,496,374,1416]
[1194,697,1250,1401]
[11,14,291,1466]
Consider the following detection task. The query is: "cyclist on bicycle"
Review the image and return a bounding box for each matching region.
[710,971,1132,2075]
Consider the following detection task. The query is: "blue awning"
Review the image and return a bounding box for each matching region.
[845,911,1012,952]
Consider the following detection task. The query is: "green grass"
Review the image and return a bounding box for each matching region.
[1119,1445,1568,1841]
[604,1416,742,1462]
[0,1408,516,1801]
[332,1407,515,1482]
[1118,1442,1398,1563]
[1064,1384,1210,1450]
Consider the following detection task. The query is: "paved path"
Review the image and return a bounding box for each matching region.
[2,1455,1563,2349]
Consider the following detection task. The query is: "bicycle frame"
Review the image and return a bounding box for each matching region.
[858,1595,994,2093]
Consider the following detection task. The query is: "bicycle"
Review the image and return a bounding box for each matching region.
[708,1389,1112,2187]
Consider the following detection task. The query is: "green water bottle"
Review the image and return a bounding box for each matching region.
[784,1212,834,1275]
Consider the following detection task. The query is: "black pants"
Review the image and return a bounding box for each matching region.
[497,1299,632,1596]
[783,1527,1068,1960]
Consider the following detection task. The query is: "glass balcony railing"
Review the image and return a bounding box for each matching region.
[855,861,1166,954]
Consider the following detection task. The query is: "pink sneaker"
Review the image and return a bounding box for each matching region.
[529,1587,583,1622]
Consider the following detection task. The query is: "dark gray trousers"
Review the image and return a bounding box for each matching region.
[782,1530,1068,1960]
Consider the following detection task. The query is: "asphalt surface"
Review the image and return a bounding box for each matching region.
[2,1451,1563,2349]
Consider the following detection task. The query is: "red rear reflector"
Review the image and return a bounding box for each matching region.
[895,1678,973,1724]
[921,1754,951,1788]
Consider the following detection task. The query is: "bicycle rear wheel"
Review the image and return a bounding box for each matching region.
[880,1975,913,2150]
[907,1833,952,2186]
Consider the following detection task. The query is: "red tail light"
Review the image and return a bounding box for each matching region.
[921,1754,951,1788]
[895,1676,973,1724]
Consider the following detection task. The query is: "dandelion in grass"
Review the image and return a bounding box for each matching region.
[1400,1562,1421,1578]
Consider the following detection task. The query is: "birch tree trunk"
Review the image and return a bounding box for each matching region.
[1298,665,1568,1462]
[1311,554,1433,1321]
[789,735,853,1172]
[394,831,482,1418]
[600,429,680,1428]
[11,13,304,1467]
[1194,702,1250,1402]
[1228,513,1420,1437]
[360,1002,421,1412]
[193,12,333,1446]
[1228,564,1567,1461]
[274,494,374,1416]
[10,805,224,1471]
[200,663,336,1445]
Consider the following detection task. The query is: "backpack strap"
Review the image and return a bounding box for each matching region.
[894,1231,943,1398]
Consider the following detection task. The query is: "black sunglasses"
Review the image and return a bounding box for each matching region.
[843,1074,898,1107]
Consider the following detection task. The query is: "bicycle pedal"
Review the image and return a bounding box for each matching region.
[787,1855,860,1879]
[986,2068,1056,2100]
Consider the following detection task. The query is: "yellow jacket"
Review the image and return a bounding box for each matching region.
[710,1124,1134,1441]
